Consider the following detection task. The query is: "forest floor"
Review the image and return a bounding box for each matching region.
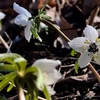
[0,0,100,100]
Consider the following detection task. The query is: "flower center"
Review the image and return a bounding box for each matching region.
[88,43,99,53]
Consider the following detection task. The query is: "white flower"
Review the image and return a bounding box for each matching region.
[33,58,62,95]
[13,2,32,42]
[68,25,100,68]
[0,12,5,20]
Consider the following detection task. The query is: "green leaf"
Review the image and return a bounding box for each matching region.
[0,53,22,67]
[0,73,4,77]
[26,66,44,90]
[74,61,79,74]
[0,72,17,91]
[25,66,38,74]
[7,81,15,92]
[39,11,46,15]
[71,49,77,56]
[32,81,38,100]
[0,53,21,60]
[36,21,40,32]
[42,85,51,100]
[0,64,18,72]
[0,96,6,100]
[30,27,42,42]
[41,15,51,20]
[26,79,38,100]
[25,93,31,100]
[14,57,27,71]
[31,20,35,27]
[26,80,34,99]
[34,16,40,32]
[0,58,16,65]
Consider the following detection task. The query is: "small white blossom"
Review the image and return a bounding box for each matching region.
[68,25,100,68]
[33,58,62,95]
[13,2,32,42]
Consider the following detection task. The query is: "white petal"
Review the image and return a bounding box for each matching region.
[83,25,98,42]
[24,22,32,42]
[33,58,61,74]
[78,51,93,68]
[68,37,89,52]
[13,2,31,17]
[14,14,29,26]
[33,59,62,86]
[43,69,62,85]
[0,12,5,20]
[46,85,55,95]
[93,52,100,65]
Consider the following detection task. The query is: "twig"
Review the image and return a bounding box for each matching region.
[7,95,18,100]
[0,35,9,49]
[88,63,100,82]
[4,31,13,53]
[88,0,100,25]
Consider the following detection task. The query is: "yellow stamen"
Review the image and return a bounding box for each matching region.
[82,46,85,50]
[84,39,89,44]
[96,38,100,42]
[93,54,98,59]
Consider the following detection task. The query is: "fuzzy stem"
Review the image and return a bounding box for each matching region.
[40,18,100,82]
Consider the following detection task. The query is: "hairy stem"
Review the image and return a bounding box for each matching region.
[40,18,100,82]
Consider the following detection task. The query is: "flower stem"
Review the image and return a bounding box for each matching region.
[40,19,70,42]
[40,18,100,82]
